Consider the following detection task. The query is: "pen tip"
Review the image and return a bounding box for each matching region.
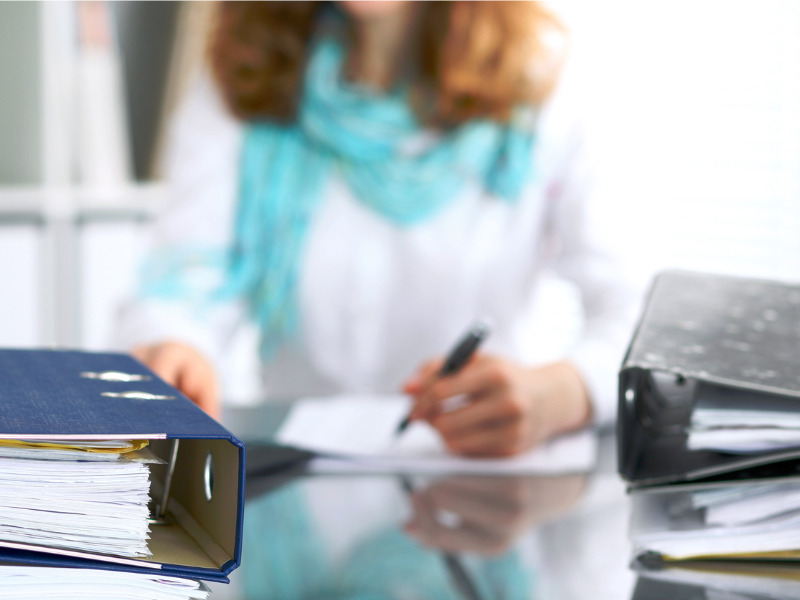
[473,319,493,337]
[396,415,411,436]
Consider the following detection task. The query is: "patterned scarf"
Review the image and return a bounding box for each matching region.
[144,38,536,356]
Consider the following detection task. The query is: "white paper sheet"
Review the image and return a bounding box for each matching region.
[688,384,800,452]
[640,566,800,600]
[632,484,800,560]
[0,449,152,557]
[0,566,209,600]
[276,394,597,474]
[687,427,800,453]
[704,485,800,526]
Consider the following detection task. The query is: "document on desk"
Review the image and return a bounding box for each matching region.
[275,395,597,474]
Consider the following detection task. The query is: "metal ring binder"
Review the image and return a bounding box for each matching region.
[203,451,214,502]
[81,371,152,382]
[102,391,175,400]
[149,439,180,525]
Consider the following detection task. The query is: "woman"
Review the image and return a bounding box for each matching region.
[118,1,635,457]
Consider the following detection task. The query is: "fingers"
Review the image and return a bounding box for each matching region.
[142,344,185,387]
[411,354,503,420]
[403,358,444,396]
[403,358,444,420]
[431,393,522,437]
[429,394,533,456]
[442,420,531,457]
[132,342,220,419]
[178,359,220,420]
[403,354,539,457]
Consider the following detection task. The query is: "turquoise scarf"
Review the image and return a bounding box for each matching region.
[143,38,536,355]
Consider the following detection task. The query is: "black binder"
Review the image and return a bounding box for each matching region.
[618,270,800,488]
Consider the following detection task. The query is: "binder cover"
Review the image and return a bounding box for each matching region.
[0,348,245,583]
[618,270,800,488]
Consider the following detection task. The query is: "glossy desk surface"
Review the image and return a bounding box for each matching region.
[205,404,788,600]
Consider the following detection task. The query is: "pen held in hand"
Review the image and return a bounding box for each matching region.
[396,321,491,436]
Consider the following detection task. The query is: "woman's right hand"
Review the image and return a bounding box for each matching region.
[132,341,220,419]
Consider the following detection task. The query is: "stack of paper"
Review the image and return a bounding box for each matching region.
[691,481,800,527]
[638,562,800,600]
[688,383,800,453]
[0,439,156,558]
[0,566,209,600]
[276,394,597,474]
[631,480,800,560]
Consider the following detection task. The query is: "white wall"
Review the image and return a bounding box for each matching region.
[557,1,800,284]
[0,224,41,346]
[79,220,150,350]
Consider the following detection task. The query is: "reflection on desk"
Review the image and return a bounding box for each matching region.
[403,475,587,557]
[227,472,632,600]
[209,405,633,600]
[219,401,800,600]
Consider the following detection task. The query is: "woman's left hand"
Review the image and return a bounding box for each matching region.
[403,356,591,457]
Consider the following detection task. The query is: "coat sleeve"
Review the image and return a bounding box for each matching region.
[113,71,246,367]
[538,58,645,427]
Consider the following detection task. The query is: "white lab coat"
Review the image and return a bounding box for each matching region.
[115,58,639,426]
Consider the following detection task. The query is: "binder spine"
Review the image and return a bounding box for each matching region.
[618,367,648,481]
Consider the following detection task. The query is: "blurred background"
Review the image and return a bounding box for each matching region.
[1,1,799,401]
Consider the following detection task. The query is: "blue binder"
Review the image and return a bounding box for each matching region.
[0,348,245,583]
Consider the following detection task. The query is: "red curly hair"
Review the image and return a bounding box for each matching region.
[210,1,565,127]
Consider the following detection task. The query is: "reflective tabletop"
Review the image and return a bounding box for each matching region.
[207,404,795,600]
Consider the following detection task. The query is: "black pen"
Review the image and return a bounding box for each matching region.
[396,320,491,436]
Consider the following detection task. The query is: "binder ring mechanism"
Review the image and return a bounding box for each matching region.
[81,371,152,382]
[81,372,181,523]
[102,391,176,400]
[83,373,175,400]
[149,439,180,526]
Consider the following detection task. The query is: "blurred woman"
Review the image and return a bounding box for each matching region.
[117,1,636,456]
